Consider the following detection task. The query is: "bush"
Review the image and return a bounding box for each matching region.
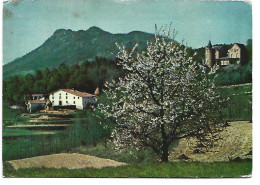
[214,62,252,86]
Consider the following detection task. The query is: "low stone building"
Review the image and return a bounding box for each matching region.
[26,100,46,113]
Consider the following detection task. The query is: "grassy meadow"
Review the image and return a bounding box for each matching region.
[3,161,252,178]
[2,83,252,177]
[219,83,252,121]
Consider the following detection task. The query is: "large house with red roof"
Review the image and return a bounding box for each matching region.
[49,89,97,110]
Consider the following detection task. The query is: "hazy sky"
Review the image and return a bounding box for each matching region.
[3,0,252,65]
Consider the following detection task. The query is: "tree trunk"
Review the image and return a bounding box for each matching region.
[160,123,169,162]
[161,143,169,162]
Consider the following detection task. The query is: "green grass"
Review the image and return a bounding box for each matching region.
[2,108,109,161]
[219,83,252,97]
[3,161,252,178]
[3,128,63,137]
[2,123,106,161]
[71,142,159,164]
[219,83,252,121]
[2,102,27,126]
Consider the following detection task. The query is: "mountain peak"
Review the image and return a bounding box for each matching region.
[53,29,74,35]
[128,30,145,35]
[3,28,157,78]
[87,26,105,33]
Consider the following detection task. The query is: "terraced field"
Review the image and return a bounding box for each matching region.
[2,108,85,161]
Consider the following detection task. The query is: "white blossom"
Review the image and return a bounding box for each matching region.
[96,26,227,162]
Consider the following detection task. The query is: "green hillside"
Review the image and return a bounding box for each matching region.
[3,26,155,78]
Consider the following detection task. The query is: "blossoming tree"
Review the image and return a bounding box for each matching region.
[97,27,227,162]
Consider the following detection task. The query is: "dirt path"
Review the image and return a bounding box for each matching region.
[9,153,127,170]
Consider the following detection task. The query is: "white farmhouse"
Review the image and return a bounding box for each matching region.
[49,89,97,110]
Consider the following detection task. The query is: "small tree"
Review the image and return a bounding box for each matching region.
[97,26,227,162]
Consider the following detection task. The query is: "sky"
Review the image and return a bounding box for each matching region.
[2,0,252,65]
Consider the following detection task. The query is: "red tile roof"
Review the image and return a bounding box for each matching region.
[31,94,44,96]
[27,100,46,104]
[50,89,95,98]
[62,89,95,97]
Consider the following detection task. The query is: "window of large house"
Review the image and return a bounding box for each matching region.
[66,101,68,103]
[52,101,54,103]
[52,96,54,99]
[78,97,79,99]
[73,101,75,104]
[66,96,68,99]
[59,96,61,99]
[74,97,75,99]
[59,93,61,95]
[221,60,229,65]
[223,60,229,65]
[66,93,68,95]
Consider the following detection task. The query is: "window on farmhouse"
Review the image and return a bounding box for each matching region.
[74,97,75,99]
[78,97,79,99]
[66,96,67,99]
[59,96,61,99]
[73,101,75,104]
[66,101,68,103]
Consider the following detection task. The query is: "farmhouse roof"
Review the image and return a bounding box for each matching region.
[31,94,44,96]
[27,100,46,104]
[50,89,96,98]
